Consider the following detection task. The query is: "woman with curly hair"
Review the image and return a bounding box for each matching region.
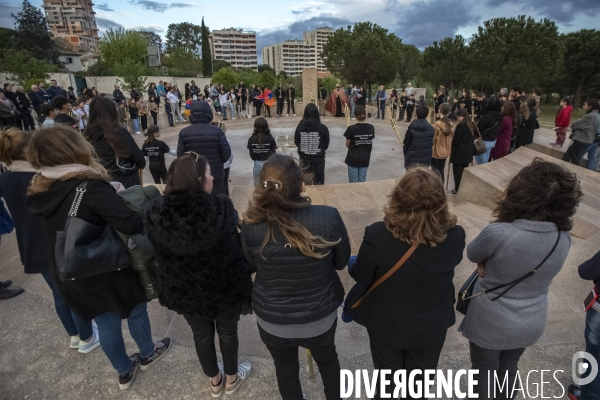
[350,167,465,397]
[460,158,580,399]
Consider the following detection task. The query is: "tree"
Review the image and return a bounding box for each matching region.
[421,36,468,96]
[0,28,17,50]
[86,59,115,76]
[322,22,402,102]
[561,29,600,108]
[11,0,60,65]
[258,64,276,76]
[165,22,202,57]
[161,53,202,77]
[99,28,148,69]
[318,76,340,95]
[211,67,238,89]
[138,30,162,52]
[467,16,564,93]
[257,71,276,89]
[397,44,421,89]
[0,49,58,86]
[212,59,232,73]
[115,59,148,91]
[201,17,212,77]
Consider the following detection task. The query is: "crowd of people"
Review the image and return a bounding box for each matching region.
[0,77,599,400]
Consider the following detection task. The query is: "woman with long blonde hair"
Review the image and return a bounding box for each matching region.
[241,154,350,400]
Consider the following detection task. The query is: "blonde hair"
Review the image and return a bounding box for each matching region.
[27,126,110,194]
[243,154,340,259]
[384,167,457,247]
[0,127,30,165]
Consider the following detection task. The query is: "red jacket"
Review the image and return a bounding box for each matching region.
[555,105,573,128]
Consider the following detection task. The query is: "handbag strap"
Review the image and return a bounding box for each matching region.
[351,243,418,308]
[68,181,88,217]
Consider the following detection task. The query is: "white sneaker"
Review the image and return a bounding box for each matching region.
[232,117,236,120]
[78,328,101,354]
[225,361,252,395]
[135,131,141,135]
[293,114,296,117]
[286,114,289,117]
[70,335,80,349]
[352,118,356,120]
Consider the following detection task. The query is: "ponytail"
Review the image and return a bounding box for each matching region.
[438,103,452,136]
[144,125,160,144]
[0,127,30,165]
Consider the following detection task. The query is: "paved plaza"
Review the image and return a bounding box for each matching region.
[1,113,599,399]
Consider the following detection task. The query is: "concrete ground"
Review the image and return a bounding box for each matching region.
[1,112,598,399]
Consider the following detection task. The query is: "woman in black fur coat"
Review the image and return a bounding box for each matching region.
[143,153,254,397]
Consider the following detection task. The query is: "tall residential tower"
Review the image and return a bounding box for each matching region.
[42,0,99,52]
[210,28,258,71]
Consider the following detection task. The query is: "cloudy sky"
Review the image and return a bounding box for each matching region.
[2,0,599,59]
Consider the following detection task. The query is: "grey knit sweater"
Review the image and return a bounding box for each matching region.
[571,109,598,144]
[459,219,571,350]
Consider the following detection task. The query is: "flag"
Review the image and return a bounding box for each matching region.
[256,89,275,107]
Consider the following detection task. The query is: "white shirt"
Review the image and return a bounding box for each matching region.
[167,92,178,104]
[73,109,87,130]
[42,118,55,129]
[219,93,229,105]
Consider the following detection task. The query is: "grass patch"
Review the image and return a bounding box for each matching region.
[538,104,585,125]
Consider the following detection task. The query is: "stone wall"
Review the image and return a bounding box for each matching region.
[0,72,76,90]
[84,76,211,97]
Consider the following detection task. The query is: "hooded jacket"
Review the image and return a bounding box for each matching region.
[143,192,252,319]
[294,119,330,162]
[555,105,573,128]
[477,110,503,142]
[177,101,231,194]
[27,178,147,322]
[403,119,435,168]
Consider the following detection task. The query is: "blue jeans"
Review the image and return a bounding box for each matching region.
[222,104,229,119]
[583,142,599,171]
[378,101,385,119]
[350,99,356,118]
[253,160,266,185]
[94,302,154,376]
[474,140,497,165]
[165,104,174,126]
[582,307,600,400]
[348,166,368,183]
[230,103,235,118]
[41,271,93,340]
[132,117,140,132]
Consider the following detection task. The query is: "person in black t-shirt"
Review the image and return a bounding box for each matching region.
[247,117,278,185]
[142,125,176,184]
[343,105,375,183]
[294,103,330,185]
[52,96,78,129]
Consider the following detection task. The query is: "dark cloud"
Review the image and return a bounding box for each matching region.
[129,0,168,12]
[95,3,114,12]
[0,2,21,29]
[488,0,600,23]
[170,2,197,7]
[96,17,124,30]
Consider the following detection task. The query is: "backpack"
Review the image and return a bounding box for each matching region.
[117,185,161,300]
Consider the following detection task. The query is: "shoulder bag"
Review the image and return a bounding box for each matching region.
[55,181,129,281]
[473,124,487,155]
[457,230,561,315]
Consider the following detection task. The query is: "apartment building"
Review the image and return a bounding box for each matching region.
[262,27,333,76]
[42,0,99,52]
[210,28,258,70]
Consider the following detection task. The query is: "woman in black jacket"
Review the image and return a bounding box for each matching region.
[356,86,366,108]
[26,126,170,390]
[351,167,465,397]
[294,103,330,185]
[474,96,503,165]
[143,154,253,398]
[84,97,146,188]
[449,108,475,194]
[516,98,538,149]
[15,86,35,131]
[148,83,159,106]
[242,154,351,400]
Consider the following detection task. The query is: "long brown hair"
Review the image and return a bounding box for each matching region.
[384,167,457,247]
[84,96,131,159]
[502,101,518,128]
[438,103,452,136]
[0,127,31,165]
[144,125,160,144]
[164,153,208,195]
[493,158,581,231]
[456,108,476,136]
[243,154,340,259]
[27,126,110,194]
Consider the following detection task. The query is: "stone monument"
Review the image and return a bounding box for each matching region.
[302,68,318,107]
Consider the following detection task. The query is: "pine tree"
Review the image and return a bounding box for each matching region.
[201,17,212,77]
[11,0,60,65]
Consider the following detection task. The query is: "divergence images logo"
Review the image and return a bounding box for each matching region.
[572,351,599,386]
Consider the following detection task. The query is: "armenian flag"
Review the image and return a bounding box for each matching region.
[256,88,275,107]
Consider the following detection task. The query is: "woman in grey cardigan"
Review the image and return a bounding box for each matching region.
[562,98,599,167]
[460,158,582,399]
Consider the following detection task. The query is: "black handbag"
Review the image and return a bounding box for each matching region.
[116,157,138,174]
[457,230,561,315]
[55,181,129,281]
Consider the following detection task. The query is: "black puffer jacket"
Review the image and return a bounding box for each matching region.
[403,119,435,168]
[477,110,503,142]
[177,101,231,194]
[143,192,252,319]
[241,205,351,325]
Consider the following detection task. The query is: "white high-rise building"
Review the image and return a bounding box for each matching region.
[210,28,258,70]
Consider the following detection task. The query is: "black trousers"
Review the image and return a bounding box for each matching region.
[33,105,45,124]
[469,342,526,400]
[431,158,446,183]
[277,99,285,115]
[287,99,295,114]
[223,167,230,197]
[150,163,167,184]
[258,320,340,400]
[183,310,240,377]
[18,111,35,131]
[150,111,157,126]
[300,158,325,185]
[453,163,469,192]
[562,140,588,167]
[254,100,263,116]
[140,115,147,131]
[1,116,18,128]
[406,108,414,122]
[399,106,406,120]
[369,334,444,400]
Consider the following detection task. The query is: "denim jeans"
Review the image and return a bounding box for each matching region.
[94,302,155,376]
[582,307,600,400]
[174,103,184,121]
[474,140,497,165]
[347,166,368,183]
[164,104,174,126]
[40,271,93,340]
[253,160,266,185]
[350,99,356,118]
[222,104,229,119]
[583,142,599,171]
[230,103,235,118]
[131,117,140,133]
[378,100,385,119]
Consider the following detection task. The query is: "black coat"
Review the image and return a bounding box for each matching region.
[27,178,147,322]
[143,192,253,319]
[241,205,351,325]
[113,90,126,104]
[47,86,66,100]
[84,125,146,181]
[130,90,141,101]
[28,90,44,107]
[518,108,537,147]
[177,101,231,194]
[353,222,465,348]
[0,171,49,274]
[403,119,435,168]
[477,111,503,141]
[15,92,31,112]
[294,119,330,162]
[450,122,474,165]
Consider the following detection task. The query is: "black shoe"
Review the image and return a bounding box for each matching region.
[169,124,175,127]
[1,280,12,289]
[140,338,172,371]
[0,287,24,300]
[119,353,140,390]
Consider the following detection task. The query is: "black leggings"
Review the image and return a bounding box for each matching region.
[562,140,588,167]
[430,158,447,183]
[453,163,469,192]
[150,111,157,126]
[150,163,167,184]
